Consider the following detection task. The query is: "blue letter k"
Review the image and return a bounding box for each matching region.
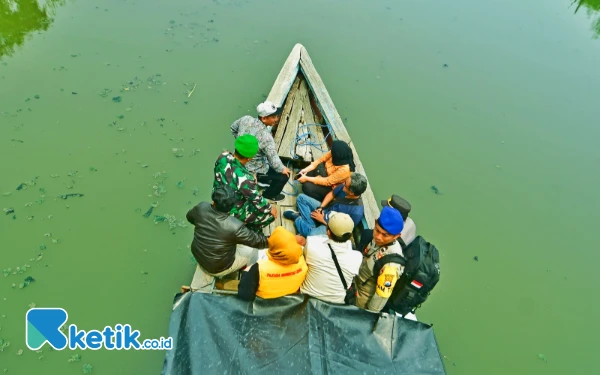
[26,308,69,350]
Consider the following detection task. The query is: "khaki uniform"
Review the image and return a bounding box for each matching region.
[354,240,404,312]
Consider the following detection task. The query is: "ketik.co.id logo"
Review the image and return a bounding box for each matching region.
[26,308,172,350]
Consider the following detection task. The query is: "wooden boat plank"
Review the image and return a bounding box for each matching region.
[309,125,327,162]
[281,176,299,206]
[215,279,240,291]
[266,43,303,108]
[190,265,215,292]
[273,76,301,147]
[278,79,308,159]
[298,46,380,227]
[295,91,316,162]
[306,92,328,161]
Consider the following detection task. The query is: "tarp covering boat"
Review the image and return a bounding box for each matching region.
[161,292,447,375]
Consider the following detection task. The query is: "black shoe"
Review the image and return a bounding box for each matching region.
[265,193,285,202]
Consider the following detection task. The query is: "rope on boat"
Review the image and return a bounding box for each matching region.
[282,123,334,197]
[288,123,333,159]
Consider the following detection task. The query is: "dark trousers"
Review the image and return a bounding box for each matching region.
[257,167,288,199]
[301,165,332,202]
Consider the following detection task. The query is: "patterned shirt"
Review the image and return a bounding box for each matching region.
[231,115,285,174]
[213,151,274,228]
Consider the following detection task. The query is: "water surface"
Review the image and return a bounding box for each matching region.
[1,0,599,374]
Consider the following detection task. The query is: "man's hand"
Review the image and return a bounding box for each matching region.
[295,235,306,246]
[310,209,326,225]
[282,166,291,177]
[299,167,312,175]
[271,205,278,218]
[298,174,311,183]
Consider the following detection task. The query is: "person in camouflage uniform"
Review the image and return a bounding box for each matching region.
[213,134,276,232]
[230,101,291,202]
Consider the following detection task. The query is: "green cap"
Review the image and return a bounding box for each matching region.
[235,134,259,158]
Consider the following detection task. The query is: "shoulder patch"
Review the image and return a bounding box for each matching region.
[375,265,398,298]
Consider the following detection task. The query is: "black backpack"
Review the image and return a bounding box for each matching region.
[360,231,440,316]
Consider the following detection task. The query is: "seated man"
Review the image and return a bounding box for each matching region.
[283,172,367,237]
[238,227,308,302]
[213,134,277,232]
[230,100,291,202]
[186,185,269,277]
[300,212,362,304]
[354,206,405,312]
[381,194,417,246]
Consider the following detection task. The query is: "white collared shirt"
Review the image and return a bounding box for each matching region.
[300,236,362,304]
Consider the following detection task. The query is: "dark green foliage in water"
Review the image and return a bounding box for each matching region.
[574,0,600,37]
[143,206,154,218]
[19,276,36,289]
[430,185,442,195]
[82,363,93,374]
[0,0,66,59]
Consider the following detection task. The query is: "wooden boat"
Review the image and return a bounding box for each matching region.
[162,44,446,375]
[186,43,381,294]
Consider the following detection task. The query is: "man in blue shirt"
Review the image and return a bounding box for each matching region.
[284,173,367,237]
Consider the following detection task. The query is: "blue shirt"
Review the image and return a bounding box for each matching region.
[324,184,364,226]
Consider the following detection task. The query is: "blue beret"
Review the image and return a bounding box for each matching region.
[378,206,404,235]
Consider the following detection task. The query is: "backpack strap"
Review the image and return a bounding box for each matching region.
[397,237,407,249]
[373,253,406,277]
[327,244,348,290]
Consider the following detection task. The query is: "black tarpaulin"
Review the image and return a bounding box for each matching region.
[161,292,446,375]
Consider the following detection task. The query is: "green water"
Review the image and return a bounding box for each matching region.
[1,0,599,374]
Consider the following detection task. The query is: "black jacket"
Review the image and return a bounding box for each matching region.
[186,202,269,274]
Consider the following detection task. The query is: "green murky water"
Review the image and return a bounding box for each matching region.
[1,0,599,374]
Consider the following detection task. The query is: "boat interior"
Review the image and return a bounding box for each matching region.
[187,69,369,294]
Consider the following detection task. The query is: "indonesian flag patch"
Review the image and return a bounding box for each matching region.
[411,280,423,289]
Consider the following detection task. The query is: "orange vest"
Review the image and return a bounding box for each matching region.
[256,256,308,299]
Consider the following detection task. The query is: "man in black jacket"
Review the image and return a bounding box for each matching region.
[186,185,269,277]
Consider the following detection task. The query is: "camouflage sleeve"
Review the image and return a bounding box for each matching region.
[258,127,285,173]
[238,174,272,216]
[366,263,402,312]
[231,118,240,138]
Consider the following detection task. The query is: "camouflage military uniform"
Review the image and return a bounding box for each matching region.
[354,241,405,312]
[213,151,274,231]
[231,116,285,175]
